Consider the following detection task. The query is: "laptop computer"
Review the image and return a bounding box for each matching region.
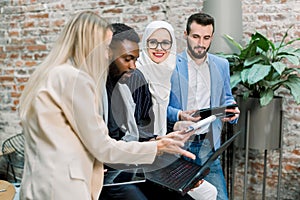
[144,130,241,196]
[192,104,238,118]
[103,115,217,187]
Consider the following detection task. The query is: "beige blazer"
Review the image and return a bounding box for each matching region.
[20,63,157,200]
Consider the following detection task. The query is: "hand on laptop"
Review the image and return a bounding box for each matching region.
[156,130,196,160]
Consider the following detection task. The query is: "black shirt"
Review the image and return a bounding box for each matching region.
[106,69,154,141]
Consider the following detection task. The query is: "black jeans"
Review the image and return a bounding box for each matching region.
[99,184,147,200]
[99,181,194,200]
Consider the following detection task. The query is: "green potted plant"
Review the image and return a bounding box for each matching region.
[219,26,300,150]
[220,26,300,106]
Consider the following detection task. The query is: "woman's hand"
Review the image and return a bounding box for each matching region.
[155,130,195,160]
[173,120,194,131]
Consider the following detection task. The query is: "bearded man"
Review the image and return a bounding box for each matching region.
[167,12,240,200]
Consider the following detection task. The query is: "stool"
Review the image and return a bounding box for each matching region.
[0,180,15,200]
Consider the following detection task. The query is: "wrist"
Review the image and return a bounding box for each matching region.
[156,140,164,156]
[150,135,159,141]
[178,111,182,121]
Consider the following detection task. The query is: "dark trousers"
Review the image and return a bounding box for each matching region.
[99,184,147,200]
[99,181,194,200]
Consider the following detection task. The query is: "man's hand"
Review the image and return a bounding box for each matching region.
[179,110,201,122]
[190,179,205,191]
[223,102,240,122]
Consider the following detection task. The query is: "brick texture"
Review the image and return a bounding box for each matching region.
[0,0,299,199]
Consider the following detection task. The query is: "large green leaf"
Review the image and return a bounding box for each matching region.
[247,64,271,84]
[278,47,300,56]
[240,68,250,83]
[244,55,265,66]
[241,42,257,59]
[271,62,286,75]
[260,89,274,106]
[251,32,270,52]
[230,73,242,88]
[224,34,243,51]
[218,53,239,60]
[278,54,300,65]
[283,75,300,104]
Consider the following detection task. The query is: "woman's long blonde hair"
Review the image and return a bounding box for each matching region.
[19,11,111,118]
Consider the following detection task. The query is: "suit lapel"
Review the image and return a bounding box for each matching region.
[208,54,222,107]
[177,52,189,110]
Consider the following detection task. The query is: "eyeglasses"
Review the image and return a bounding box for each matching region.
[147,39,172,51]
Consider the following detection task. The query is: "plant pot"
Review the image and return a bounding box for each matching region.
[235,96,282,150]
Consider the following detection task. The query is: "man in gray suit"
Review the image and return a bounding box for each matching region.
[167,12,240,200]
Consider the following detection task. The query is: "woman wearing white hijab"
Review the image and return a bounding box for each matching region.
[136,21,176,136]
[136,21,218,200]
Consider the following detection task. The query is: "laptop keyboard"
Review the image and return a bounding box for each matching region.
[146,159,201,189]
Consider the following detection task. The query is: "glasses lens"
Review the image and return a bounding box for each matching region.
[161,40,172,50]
[147,39,158,49]
[147,39,172,50]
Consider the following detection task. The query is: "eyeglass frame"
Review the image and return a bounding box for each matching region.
[146,39,173,51]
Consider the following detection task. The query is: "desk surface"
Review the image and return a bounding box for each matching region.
[0,180,15,200]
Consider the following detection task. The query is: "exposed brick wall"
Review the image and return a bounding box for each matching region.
[0,0,299,199]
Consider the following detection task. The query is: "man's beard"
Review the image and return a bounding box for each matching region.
[109,62,134,84]
[109,62,120,78]
[187,39,210,59]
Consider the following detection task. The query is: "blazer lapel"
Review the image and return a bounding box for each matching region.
[177,51,189,110]
[208,54,222,107]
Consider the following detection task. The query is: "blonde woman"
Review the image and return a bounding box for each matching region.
[18,11,195,200]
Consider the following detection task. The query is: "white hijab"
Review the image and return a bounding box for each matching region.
[136,21,176,135]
